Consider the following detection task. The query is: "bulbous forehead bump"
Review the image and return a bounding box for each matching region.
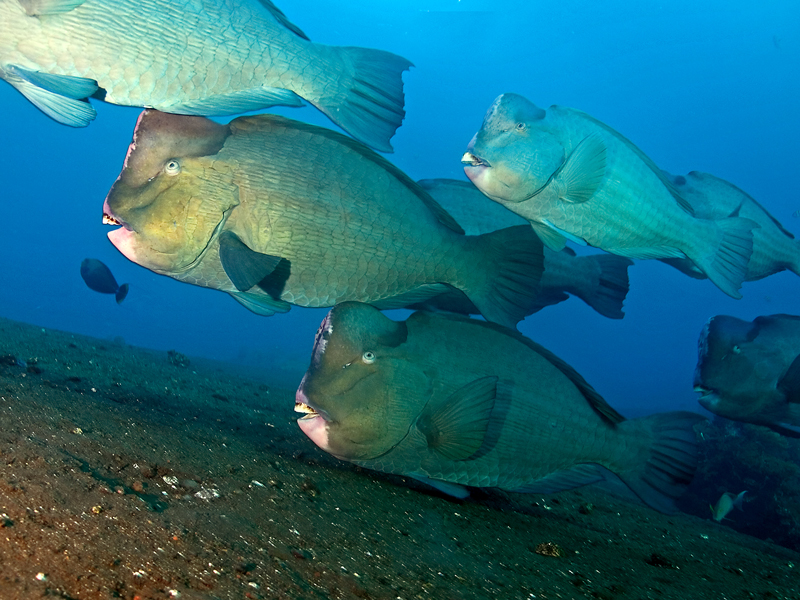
[118,110,232,188]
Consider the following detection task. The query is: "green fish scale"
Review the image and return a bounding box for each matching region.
[213,118,475,306]
[354,318,626,492]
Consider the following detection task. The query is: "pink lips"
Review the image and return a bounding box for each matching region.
[294,380,331,451]
[102,199,138,261]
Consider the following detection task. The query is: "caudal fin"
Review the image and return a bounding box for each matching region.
[309,46,412,152]
[615,411,705,513]
[571,254,633,319]
[691,217,756,299]
[464,225,545,329]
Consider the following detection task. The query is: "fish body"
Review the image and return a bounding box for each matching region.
[296,302,704,513]
[711,490,746,522]
[417,178,633,319]
[80,257,128,303]
[695,314,800,436]
[461,93,755,298]
[661,171,800,281]
[103,110,544,329]
[0,0,411,151]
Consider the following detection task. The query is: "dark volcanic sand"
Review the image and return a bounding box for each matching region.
[0,316,797,600]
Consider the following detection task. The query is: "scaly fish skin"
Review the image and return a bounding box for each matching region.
[695,314,800,437]
[103,110,544,328]
[296,302,704,513]
[462,93,756,298]
[663,171,800,281]
[0,0,411,151]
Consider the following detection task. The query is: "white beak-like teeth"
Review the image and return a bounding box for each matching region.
[294,402,317,415]
[103,213,122,225]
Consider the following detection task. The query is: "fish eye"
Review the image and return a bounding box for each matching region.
[362,351,376,364]
[164,159,181,176]
[515,122,527,132]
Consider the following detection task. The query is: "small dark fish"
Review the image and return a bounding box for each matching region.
[80,258,129,303]
[695,314,800,436]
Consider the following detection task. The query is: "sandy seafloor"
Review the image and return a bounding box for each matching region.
[0,316,797,600]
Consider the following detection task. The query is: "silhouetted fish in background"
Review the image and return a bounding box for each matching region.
[461,92,756,298]
[695,314,800,437]
[296,302,704,513]
[416,178,633,319]
[80,258,128,303]
[103,110,545,329]
[0,0,411,151]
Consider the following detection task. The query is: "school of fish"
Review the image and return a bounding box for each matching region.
[5,0,797,523]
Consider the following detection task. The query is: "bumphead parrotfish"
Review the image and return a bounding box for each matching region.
[103,110,545,329]
[295,302,704,513]
[695,314,800,437]
[0,0,411,151]
[660,171,800,282]
[79,258,128,304]
[461,93,756,298]
[417,178,633,319]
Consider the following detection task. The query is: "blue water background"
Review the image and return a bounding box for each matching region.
[1,0,798,416]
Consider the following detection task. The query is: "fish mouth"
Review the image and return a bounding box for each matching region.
[294,384,328,422]
[461,151,491,168]
[102,198,131,230]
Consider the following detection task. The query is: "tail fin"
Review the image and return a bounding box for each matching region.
[569,254,633,319]
[463,225,545,329]
[309,46,412,153]
[614,412,705,513]
[690,217,756,299]
[785,239,800,278]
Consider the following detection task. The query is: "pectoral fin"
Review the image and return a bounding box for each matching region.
[219,230,283,292]
[5,64,97,126]
[553,132,607,203]
[416,376,497,461]
[18,0,86,16]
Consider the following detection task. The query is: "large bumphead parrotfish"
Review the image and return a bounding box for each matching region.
[295,302,704,513]
[103,110,545,329]
[695,314,800,437]
[461,93,756,298]
[417,178,633,319]
[661,171,800,282]
[0,0,411,151]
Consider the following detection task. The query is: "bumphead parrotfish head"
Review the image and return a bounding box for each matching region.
[462,93,563,203]
[295,302,433,462]
[103,110,236,274]
[694,315,775,420]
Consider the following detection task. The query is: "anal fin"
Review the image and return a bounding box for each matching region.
[163,86,304,116]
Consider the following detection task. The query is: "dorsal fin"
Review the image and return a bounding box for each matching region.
[254,0,310,40]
